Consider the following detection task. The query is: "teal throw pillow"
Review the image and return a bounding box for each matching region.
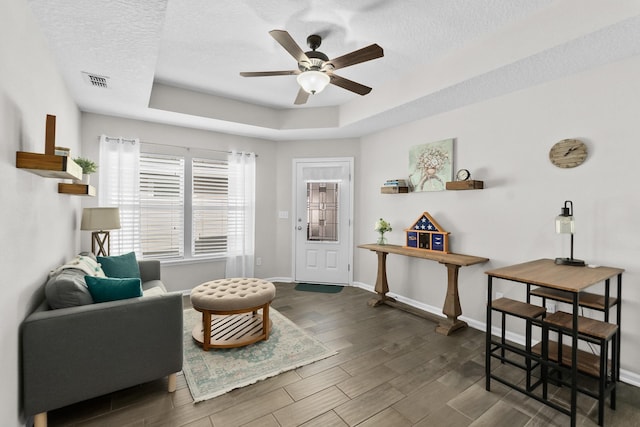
[97,252,140,278]
[85,276,143,303]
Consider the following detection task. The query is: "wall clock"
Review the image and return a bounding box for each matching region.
[549,139,588,168]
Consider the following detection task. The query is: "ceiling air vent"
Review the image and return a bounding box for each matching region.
[82,71,109,88]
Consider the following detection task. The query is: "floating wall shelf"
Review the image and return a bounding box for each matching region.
[445,180,484,190]
[58,183,96,196]
[381,186,409,194]
[16,152,82,180]
[15,114,89,192]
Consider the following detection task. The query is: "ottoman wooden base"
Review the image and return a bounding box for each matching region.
[192,304,272,350]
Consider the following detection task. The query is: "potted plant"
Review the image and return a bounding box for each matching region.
[73,157,97,185]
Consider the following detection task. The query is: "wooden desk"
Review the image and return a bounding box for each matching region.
[485,259,624,427]
[358,244,489,335]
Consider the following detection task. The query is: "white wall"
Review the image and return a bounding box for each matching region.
[81,113,278,291]
[0,1,82,424]
[354,54,640,382]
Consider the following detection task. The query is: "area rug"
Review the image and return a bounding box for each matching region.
[294,283,343,293]
[182,307,337,402]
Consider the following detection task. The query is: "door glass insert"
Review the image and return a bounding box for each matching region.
[306,181,339,241]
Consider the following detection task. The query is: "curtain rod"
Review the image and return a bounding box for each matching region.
[101,136,257,157]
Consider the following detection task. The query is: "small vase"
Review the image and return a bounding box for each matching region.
[377,233,387,245]
[81,174,91,185]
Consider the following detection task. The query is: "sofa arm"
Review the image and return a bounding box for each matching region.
[138,259,161,282]
[22,292,183,417]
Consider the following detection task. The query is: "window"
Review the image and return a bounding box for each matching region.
[139,153,185,259]
[192,158,228,257]
[138,152,231,261]
[100,136,254,264]
[306,182,339,241]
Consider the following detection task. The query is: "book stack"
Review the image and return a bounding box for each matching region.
[381,179,409,194]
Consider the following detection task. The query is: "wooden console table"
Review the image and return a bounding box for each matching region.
[358,244,489,335]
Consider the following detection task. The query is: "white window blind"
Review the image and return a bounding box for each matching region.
[139,153,185,259]
[192,158,228,256]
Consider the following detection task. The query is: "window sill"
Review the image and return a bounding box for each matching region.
[157,256,226,267]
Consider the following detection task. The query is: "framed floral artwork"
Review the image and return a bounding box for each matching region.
[408,138,453,192]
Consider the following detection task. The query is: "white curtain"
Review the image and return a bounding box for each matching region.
[225,151,256,278]
[98,135,141,256]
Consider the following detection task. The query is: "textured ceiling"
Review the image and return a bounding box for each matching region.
[26,0,640,140]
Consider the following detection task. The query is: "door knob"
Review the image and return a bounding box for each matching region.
[297,226,302,230]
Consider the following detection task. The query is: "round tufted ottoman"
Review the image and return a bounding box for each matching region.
[190,278,276,350]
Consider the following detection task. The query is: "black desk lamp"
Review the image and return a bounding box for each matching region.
[554,200,585,266]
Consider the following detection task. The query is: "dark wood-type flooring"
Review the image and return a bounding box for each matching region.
[47,283,640,426]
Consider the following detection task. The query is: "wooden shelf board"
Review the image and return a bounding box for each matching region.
[381,186,409,194]
[530,287,617,311]
[543,311,618,340]
[491,297,546,319]
[446,180,484,190]
[16,152,82,180]
[58,183,96,196]
[532,341,603,378]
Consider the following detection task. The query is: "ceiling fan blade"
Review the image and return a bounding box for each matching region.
[269,30,311,64]
[327,44,384,71]
[240,70,299,77]
[329,74,372,95]
[294,88,309,105]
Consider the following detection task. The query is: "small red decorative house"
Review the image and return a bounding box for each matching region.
[405,212,450,253]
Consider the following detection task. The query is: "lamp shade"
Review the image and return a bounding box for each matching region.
[81,207,121,231]
[555,214,575,234]
[296,70,330,94]
[555,203,575,234]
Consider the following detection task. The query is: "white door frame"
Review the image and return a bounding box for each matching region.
[291,157,354,285]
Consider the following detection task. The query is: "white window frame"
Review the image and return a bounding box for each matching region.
[139,144,230,263]
[139,152,185,260]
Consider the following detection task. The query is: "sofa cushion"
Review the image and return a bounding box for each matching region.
[142,279,167,293]
[45,269,94,309]
[85,276,143,303]
[97,252,140,278]
[142,287,166,297]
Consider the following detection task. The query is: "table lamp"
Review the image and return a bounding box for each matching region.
[554,200,585,266]
[81,207,121,256]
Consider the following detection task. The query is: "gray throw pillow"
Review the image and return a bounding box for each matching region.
[45,269,94,309]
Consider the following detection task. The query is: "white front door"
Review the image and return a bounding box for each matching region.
[293,158,352,284]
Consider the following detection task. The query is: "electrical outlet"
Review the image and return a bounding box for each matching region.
[495,292,504,299]
[546,302,556,313]
[256,257,262,266]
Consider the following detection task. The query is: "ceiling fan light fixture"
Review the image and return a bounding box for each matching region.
[297,70,330,94]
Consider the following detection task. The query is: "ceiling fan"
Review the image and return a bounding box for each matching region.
[240,30,384,105]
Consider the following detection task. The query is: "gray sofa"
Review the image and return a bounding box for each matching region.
[21,259,183,427]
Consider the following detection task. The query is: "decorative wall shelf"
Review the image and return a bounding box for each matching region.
[381,186,409,194]
[58,183,96,196]
[15,114,84,182]
[16,152,82,180]
[446,180,484,190]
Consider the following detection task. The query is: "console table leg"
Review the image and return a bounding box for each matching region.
[368,251,396,306]
[435,263,467,335]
